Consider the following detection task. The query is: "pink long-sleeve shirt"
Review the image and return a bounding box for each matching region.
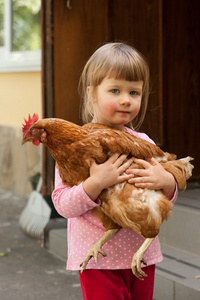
[51,128,178,271]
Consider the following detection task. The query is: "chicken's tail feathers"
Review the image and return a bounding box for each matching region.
[179,156,194,180]
[161,156,194,191]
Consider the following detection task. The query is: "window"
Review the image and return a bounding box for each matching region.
[0,0,41,72]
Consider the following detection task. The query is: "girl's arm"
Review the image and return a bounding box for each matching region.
[83,153,134,200]
[52,154,134,218]
[126,157,177,202]
[51,167,101,219]
[125,128,178,203]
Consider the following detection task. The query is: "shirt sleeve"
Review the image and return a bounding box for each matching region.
[168,183,178,204]
[51,167,101,219]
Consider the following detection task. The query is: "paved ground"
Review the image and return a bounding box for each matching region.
[1,185,199,300]
[0,189,82,300]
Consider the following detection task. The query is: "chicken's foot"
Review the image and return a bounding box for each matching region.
[80,228,119,273]
[131,237,155,280]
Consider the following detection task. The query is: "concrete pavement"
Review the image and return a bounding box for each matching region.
[1,186,200,300]
[0,188,82,300]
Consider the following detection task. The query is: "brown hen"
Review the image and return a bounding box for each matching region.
[22,114,193,279]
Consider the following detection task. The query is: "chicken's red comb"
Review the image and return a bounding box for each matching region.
[22,113,39,138]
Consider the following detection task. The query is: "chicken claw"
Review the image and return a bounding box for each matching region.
[80,228,119,273]
[131,237,155,280]
[80,244,107,273]
[131,252,148,280]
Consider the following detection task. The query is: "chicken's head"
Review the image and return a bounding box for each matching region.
[21,113,47,146]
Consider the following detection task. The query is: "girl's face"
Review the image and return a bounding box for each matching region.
[89,77,143,130]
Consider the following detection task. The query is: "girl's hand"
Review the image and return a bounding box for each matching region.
[126,157,176,198]
[90,153,134,188]
[83,153,134,200]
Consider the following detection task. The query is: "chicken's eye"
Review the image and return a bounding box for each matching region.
[32,128,37,134]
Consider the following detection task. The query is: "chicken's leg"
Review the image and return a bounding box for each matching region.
[80,228,119,273]
[131,237,155,280]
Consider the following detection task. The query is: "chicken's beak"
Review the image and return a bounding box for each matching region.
[21,138,28,145]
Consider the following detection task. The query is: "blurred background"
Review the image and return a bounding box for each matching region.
[0,0,199,197]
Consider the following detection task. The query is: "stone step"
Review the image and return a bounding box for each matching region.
[154,244,200,300]
[48,227,67,260]
[158,188,200,256]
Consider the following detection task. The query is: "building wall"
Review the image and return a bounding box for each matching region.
[0,72,42,126]
[0,71,42,196]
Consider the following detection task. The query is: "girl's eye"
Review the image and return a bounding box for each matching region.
[130,91,137,95]
[111,89,119,94]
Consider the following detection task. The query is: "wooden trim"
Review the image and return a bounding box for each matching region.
[41,0,55,195]
[158,0,163,146]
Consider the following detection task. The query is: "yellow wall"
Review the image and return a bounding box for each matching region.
[0,72,42,127]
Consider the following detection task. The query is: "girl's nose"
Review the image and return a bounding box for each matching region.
[120,95,131,106]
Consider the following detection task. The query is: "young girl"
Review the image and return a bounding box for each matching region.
[52,42,177,300]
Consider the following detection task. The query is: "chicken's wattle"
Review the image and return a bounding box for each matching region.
[32,139,40,146]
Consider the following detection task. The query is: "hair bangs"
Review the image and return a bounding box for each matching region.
[106,60,144,82]
[93,49,146,85]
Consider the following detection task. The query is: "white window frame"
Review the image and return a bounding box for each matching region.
[0,0,41,73]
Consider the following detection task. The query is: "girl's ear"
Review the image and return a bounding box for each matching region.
[87,86,96,102]
[87,86,91,98]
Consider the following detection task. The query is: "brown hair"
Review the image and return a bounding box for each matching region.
[79,42,150,130]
